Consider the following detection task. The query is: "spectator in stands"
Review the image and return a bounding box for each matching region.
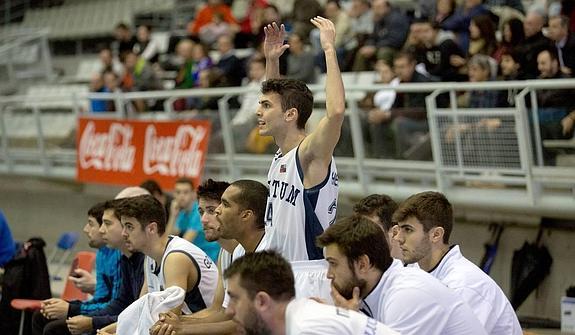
[418,0,437,19]
[311,0,352,72]
[175,39,196,89]
[547,15,575,75]
[199,12,235,47]
[359,59,399,158]
[140,179,174,222]
[469,15,498,57]
[518,8,553,78]
[89,74,108,113]
[191,42,214,86]
[189,68,228,111]
[485,0,524,13]
[352,194,401,259]
[215,34,246,86]
[434,0,458,26]
[343,0,373,70]
[353,0,409,70]
[210,57,267,153]
[232,0,268,48]
[188,0,239,38]
[167,178,220,263]
[415,20,465,82]
[498,49,524,107]
[0,210,16,268]
[391,51,433,160]
[465,54,500,108]
[113,23,137,59]
[94,47,123,77]
[121,51,161,94]
[252,4,284,45]
[291,0,323,41]
[286,32,317,84]
[493,18,525,62]
[102,71,122,111]
[440,0,493,55]
[536,48,575,164]
[133,25,161,64]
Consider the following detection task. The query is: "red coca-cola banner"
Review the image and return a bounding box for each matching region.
[76,117,211,190]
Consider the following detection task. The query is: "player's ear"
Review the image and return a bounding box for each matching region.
[254,291,272,311]
[147,221,158,235]
[355,254,371,273]
[430,226,444,244]
[285,107,298,123]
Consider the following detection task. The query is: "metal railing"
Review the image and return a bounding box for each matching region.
[1,79,575,219]
[0,28,54,82]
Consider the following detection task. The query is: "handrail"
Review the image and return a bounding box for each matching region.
[1,79,575,220]
[2,78,575,105]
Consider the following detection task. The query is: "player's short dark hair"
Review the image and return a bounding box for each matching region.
[229,180,268,229]
[224,250,295,301]
[317,215,393,272]
[197,179,230,202]
[87,202,106,226]
[140,179,163,196]
[353,194,398,231]
[261,79,313,130]
[393,191,453,243]
[114,195,167,235]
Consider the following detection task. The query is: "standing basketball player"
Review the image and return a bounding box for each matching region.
[261,17,345,261]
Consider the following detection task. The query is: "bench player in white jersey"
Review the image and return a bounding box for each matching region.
[317,216,487,335]
[114,195,219,321]
[353,194,402,259]
[261,17,345,261]
[225,250,400,335]
[393,192,522,335]
[150,180,270,335]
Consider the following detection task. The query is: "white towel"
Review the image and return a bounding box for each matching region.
[116,286,185,335]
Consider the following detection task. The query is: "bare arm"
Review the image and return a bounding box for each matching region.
[299,17,345,186]
[181,230,198,243]
[166,199,180,236]
[163,253,198,314]
[263,22,289,80]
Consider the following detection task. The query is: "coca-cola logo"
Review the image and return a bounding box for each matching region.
[78,121,136,172]
[143,124,207,177]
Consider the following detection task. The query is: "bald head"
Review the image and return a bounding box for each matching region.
[524,10,546,38]
[115,186,150,199]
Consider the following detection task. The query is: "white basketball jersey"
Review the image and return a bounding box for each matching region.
[145,236,218,314]
[285,298,401,335]
[265,145,338,261]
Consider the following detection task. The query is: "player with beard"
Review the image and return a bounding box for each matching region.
[224,250,400,335]
[316,215,487,335]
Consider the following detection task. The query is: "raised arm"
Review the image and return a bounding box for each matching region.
[263,22,289,80]
[299,17,345,168]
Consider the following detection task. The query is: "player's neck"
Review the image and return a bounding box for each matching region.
[120,243,132,257]
[276,129,306,154]
[419,244,450,272]
[218,238,239,254]
[271,300,290,335]
[148,234,170,265]
[362,269,384,299]
[238,228,265,253]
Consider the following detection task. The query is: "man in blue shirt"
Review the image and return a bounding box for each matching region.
[32,202,122,335]
[167,177,220,263]
[0,210,16,268]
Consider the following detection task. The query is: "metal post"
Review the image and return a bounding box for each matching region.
[40,33,54,81]
[218,94,238,180]
[33,106,49,174]
[514,99,537,205]
[426,90,445,191]
[529,89,544,166]
[347,98,368,194]
[0,104,13,172]
[450,89,464,177]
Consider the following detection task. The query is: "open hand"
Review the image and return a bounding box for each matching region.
[330,282,360,311]
[310,16,336,52]
[263,22,289,60]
